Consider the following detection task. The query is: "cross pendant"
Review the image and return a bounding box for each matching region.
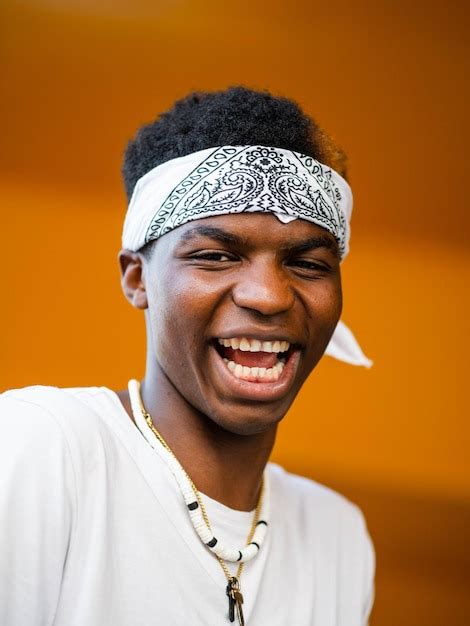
[226,577,245,625]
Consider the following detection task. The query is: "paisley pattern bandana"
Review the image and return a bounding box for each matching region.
[122,145,372,367]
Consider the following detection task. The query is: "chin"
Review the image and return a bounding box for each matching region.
[207,404,287,437]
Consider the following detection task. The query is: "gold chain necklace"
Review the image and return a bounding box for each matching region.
[133,383,264,625]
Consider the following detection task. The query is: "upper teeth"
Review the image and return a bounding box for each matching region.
[217,338,290,353]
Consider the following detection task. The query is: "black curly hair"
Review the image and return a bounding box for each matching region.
[122,86,347,202]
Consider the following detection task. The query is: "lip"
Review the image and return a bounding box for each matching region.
[209,342,302,402]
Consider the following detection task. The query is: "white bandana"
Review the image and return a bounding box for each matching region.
[122,145,372,367]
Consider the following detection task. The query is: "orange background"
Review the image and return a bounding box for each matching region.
[1,1,469,624]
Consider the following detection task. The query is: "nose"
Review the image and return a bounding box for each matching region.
[231,256,295,316]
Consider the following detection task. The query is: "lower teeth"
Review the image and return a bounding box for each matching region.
[223,358,284,381]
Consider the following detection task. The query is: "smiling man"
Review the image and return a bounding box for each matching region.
[0,87,374,626]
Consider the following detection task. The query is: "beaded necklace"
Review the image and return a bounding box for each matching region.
[128,379,269,625]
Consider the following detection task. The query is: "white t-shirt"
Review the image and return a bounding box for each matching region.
[0,385,375,626]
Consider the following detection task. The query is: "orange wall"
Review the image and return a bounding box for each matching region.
[2,3,470,623]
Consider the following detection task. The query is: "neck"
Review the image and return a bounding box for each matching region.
[117,361,277,512]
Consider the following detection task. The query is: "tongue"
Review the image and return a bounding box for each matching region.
[222,346,278,368]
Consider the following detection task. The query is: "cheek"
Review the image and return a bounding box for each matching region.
[330,281,343,321]
[145,273,219,359]
[300,279,342,357]
[306,278,342,319]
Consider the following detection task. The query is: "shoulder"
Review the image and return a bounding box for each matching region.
[268,462,372,543]
[0,383,116,423]
[0,385,119,465]
[269,462,363,517]
[1,383,105,424]
[0,385,75,450]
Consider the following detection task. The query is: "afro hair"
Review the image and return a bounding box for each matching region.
[122,86,347,201]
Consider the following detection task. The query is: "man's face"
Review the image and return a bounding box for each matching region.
[139,213,342,435]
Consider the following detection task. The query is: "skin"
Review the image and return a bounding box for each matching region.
[117,212,342,511]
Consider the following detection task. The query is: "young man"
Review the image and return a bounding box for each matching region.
[0,87,374,625]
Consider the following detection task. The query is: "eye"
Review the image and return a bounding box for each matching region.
[286,259,332,277]
[192,252,234,262]
[288,259,330,270]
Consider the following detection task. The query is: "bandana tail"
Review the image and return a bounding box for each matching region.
[325,320,373,368]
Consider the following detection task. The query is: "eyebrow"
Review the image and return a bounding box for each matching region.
[282,235,340,258]
[180,225,246,247]
[180,225,339,258]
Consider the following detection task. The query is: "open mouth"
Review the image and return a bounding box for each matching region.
[213,337,299,384]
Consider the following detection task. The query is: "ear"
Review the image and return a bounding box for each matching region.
[118,249,148,310]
